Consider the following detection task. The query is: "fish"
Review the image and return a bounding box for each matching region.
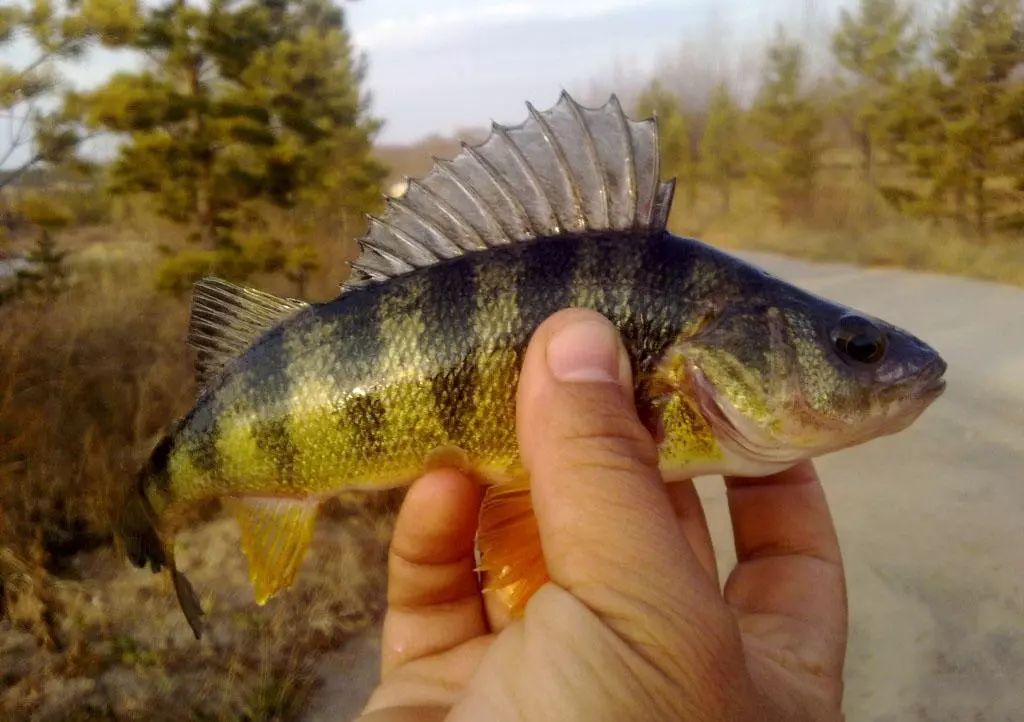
[117,93,947,639]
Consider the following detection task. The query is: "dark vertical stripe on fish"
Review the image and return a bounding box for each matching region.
[513,237,578,335]
[343,391,387,463]
[423,262,478,444]
[621,234,681,373]
[186,404,221,475]
[252,416,297,480]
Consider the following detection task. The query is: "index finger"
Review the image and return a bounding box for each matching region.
[723,462,847,676]
[380,470,487,675]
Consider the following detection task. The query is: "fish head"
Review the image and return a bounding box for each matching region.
[678,282,946,469]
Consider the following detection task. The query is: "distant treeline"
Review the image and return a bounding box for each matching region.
[0,0,1021,300]
[632,0,1024,238]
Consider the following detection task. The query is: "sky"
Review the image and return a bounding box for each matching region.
[345,0,843,143]
[2,0,852,164]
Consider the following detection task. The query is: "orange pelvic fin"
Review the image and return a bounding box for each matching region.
[477,483,549,616]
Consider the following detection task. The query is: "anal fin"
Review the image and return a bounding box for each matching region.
[477,484,549,616]
[224,497,319,605]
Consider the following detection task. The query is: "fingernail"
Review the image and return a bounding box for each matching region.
[546,318,621,383]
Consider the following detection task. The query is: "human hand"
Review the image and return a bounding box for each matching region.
[358,309,847,722]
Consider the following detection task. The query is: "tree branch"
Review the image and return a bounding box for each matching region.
[0,108,36,169]
[0,151,45,190]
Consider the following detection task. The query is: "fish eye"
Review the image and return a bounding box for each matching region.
[831,315,887,365]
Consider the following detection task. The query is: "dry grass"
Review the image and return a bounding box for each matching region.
[0,239,193,655]
[0,230,400,721]
[667,172,1024,287]
[1,507,396,722]
[0,242,191,559]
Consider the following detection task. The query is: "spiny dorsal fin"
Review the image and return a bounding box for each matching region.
[343,92,676,292]
[188,277,308,386]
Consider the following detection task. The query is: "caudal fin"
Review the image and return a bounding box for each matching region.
[170,566,204,640]
[477,484,549,616]
[119,489,167,572]
[118,434,205,639]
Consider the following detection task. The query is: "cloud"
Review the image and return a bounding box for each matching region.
[353,1,660,51]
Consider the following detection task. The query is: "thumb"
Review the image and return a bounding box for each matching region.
[517,309,719,626]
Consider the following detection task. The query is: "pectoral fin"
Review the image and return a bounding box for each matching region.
[224,497,319,605]
[477,483,548,616]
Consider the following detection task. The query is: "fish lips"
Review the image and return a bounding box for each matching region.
[915,357,948,399]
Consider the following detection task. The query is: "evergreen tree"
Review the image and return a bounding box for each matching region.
[0,1,137,190]
[832,0,919,184]
[699,82,743,213]
[16,192,72,297]
[750,29,824,221]
[635,81,698,208]
[0,1,135,298]
[72,0,386,291]
[923,0,1024,235]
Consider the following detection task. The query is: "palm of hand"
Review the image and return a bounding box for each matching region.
[359,467,845,722]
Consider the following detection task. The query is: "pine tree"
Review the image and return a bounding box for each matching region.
[72,0,386,291]
[699,82,743,213]
[16,192,72,297]
[924,0,1024,235]
[750,29,825,221]
[832,0,919,184]
[635,81,698,208]
[0,1,138,191]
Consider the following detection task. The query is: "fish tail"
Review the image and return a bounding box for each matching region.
[118,487,166,572]
[170,565,204,640]
[119,433,173,573]
[118,432,205,639]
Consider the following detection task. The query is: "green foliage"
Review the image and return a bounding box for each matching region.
[15,218,70,299]
[750,28,825,221]
[0,1,138,190]
[73,0,386,292]
[19,192,73,230]
[635,80,698,207]
[832,0,920,183]
[922,0,1024,234]
[699,82,744,213]
[0,194,71,300]
[285,242,320,297]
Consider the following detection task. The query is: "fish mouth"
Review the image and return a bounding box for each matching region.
[914,358,947,400]
[690,366,805,465]
[882,356,946,411]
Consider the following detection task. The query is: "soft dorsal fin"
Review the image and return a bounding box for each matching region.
[188,277,308,386]
[343,92,676,292]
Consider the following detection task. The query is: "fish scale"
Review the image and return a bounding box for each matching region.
[118,94,945,639]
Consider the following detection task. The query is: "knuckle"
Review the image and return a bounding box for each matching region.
[558,433,659,478]
[550,394,659,470]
